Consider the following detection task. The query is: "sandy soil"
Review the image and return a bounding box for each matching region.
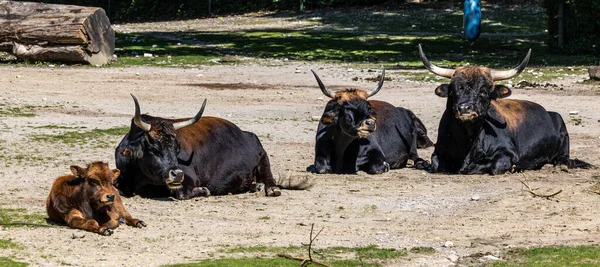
[0,62,599,267]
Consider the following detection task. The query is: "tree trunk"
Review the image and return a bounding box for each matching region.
[0,1,115,65]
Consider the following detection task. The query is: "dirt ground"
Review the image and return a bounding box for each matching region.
[0,62,599,266]
[1,14,600,265]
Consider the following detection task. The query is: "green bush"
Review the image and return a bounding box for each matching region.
[544,0,600,55]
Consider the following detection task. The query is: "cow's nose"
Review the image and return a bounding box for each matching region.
[365,119,375,127]
[169,169,184,183]
[106,194,115,201]
[458,104,473,114]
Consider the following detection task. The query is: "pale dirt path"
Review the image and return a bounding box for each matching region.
[0,63,599,267]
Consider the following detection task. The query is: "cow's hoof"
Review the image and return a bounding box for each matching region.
[135,221,147,228]
[309,164,331,174]
[254,183,265,193]
[368,162,389,174]
[192,187,211,197]
[100,228,113,236]
[383,162,390,172]
[414,158,431,170]
[266,186,281,197]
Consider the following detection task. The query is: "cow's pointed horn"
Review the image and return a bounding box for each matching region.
[311,69,335,98]
[131,94,151,132]
[173,99,207,130]
[366,69,385,98]
[418,44,455,78]
[491,49,532,81]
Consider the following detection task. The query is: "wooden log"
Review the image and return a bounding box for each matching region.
[0,1,114,65]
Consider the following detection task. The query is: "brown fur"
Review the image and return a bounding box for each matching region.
[334,89,369,104]
[174,116,235,152]
[491,99,528,131]
[46,161,145,236]
[454,66,493,84]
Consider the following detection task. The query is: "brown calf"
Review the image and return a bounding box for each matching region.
[46,161,146,236]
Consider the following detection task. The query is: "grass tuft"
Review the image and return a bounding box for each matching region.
[0,257,28,267]
[0,207,46,227]
[492,245,600,267]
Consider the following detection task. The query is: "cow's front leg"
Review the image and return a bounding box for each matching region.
[111,195,146,228]
[66,210,113,236]
[460,148,515,175]
[366,148,389,174]
[313,142,333,174]
[490,149,516,175]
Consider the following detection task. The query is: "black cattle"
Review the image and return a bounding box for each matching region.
[310,69,432,174]
[418,44,591,174]
[115,95,281,200]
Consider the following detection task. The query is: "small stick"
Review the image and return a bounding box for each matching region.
[277,223,332,267]
[519,179,563,199]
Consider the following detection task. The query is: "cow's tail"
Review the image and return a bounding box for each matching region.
[276,171,314,190]
[568,158,593,169]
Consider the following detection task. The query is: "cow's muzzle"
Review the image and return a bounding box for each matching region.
[455,104,479,121]
[166,169,184,189]
[357,119,376,138]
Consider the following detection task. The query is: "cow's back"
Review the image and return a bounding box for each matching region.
[489,99,565,169]
[46,175,82,224]
[176,117,267,194]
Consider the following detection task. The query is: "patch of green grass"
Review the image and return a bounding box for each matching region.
[32,125,86,130]
[0,106,35,117]
[164,257,373,267]
[0,257,28,267]
[409,246,436,254]
[0,239,21,249]
[212,245,405,267]
[258,216,270,220]
[30,126,129,148]
[321,245,407,260]
[492,246,600,267]
[111,33,223,67]
[221,246,303,254]
[0,207,46,227]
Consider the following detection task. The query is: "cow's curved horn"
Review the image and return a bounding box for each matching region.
[131,94,151,132]
[418,44,455,78]
[311,69,335,98]
[173,99,207,130]
[367,69,385,98]
[491,49,532,81]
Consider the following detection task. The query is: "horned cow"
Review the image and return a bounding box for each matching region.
[310,69,432,174]
[418,44,591,174]
[46,161,146,236]
[115,95,282,200]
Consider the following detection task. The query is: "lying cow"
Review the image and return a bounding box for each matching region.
[115,95,282,200]
[310,69,432,174]
[46,161,146,236]
[418,44,591,174]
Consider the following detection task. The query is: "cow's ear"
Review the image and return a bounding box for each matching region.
[70,165,86,177]
[112,169,121,179]
[491,85,511,99]
[321,111,338,125]
[435,84,449,97]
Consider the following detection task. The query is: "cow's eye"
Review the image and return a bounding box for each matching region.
[89,180,99,186]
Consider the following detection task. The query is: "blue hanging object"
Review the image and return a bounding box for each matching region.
[464,0,481,44]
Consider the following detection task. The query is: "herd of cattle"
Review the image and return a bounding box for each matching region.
[46,45,592,235]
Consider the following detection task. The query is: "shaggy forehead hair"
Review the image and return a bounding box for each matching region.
[333,89,369,103]
[453,66,493,85]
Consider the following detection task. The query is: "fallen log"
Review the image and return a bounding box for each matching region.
[0,1,114,65]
